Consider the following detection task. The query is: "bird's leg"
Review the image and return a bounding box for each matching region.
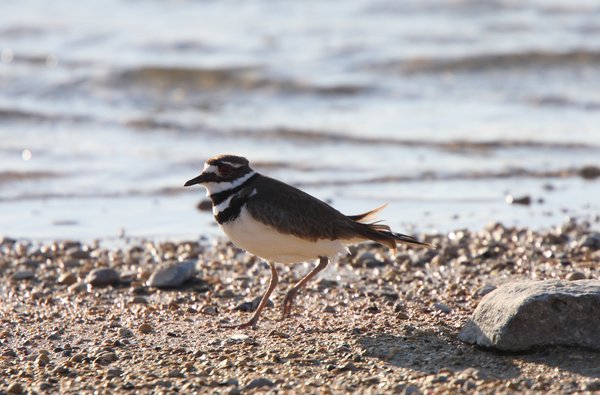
[222,261,278,329]
[282,256,329,319]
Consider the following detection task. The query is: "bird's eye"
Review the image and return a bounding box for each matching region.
[218,164,233,176]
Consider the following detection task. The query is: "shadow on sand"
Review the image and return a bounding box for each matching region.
[357,325,600,380]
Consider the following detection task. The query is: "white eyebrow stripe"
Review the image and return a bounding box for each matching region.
[220,161,243,168]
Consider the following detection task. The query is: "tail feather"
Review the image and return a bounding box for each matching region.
[347,209,431,251]
[347,203,388,223]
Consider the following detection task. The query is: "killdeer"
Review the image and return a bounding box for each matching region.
[185,154,429,328]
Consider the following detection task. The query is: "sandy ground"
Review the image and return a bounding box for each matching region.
[1,220,599,394]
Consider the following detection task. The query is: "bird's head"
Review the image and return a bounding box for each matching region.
[184,155,253,192]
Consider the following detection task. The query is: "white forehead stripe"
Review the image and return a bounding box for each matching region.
[220,161,243,168]
[202,170,257,195]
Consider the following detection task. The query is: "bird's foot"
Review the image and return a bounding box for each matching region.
[220,318,258,330]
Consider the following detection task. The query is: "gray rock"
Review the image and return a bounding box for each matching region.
[86,268,120,287]
[11,270,35,281]
[146,260,197,288]
[580,232,600,250]
[459,280,600,351]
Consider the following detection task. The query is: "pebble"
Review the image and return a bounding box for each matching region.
[323,305,337,313]
[68,281,87,293]
[57,272,77,286]
[168,369,184,378]
[505,195,532,206]
[197,199,212,211]
[6,382,24,394]
[66,247,90,259]
[234,296,274,312]
[138,323,153,334]
[36,354,50,367]
[71,353,86,363]
[107,367,123,378]
[566,272,587,281]
[580,232,600,250]
[579,165,600,180]
[118,328,134,338]
[356,251,386,268]
[94,351,118,365]
[433,302,452,314]
[227,334,257,345]
[130,296,148,304]
[201,305,219,316]
[86,268,120,287]
[11,270,35,281]
[146,260,196,288]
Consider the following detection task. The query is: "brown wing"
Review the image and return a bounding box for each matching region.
[244,175,356,241]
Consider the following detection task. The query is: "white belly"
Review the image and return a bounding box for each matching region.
[220,207,350,264]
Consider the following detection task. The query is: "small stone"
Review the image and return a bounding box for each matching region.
[11,270,35,281]
[168,369,184,378]
[234,296,273,312]
[71,353,86,363]
[581,233,600,250]
[66,247,90,259]
[243,378,274,391]
[365,304,379,314]
[356,251,386,268]
[566,272,587,281]
[68,281,87,294]
[219,359,233,369]
[36,354,50,367]
[201,305,219,316]
[585,380,600,391]
[579,165,600,180]
[505,195,532,206]
[130,296,148,304]
[86,268,120,287]
[57,272,77,286]
[138,323,153,334]
[433,302,452,314]
[107,367,123,378]
[323,305,337,313]
[197,199,212,212]
[7,382,24,394]
[146,260,196,288]
[118,328,134,338]
[459,280,600,351]
[402,384,421,395]
[94,351,118,365]
[227,334,257,345]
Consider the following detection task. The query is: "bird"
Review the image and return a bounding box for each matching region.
[184,154,429,329]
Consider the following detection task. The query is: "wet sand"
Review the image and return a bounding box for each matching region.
[1,220,599,394]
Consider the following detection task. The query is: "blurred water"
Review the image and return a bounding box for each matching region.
[1,0,600,241]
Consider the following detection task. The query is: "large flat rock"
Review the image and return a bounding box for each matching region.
[459,280,600,351]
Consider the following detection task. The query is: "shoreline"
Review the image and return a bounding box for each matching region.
[1,221,599,394]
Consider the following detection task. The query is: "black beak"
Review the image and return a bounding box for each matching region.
[184,173,206,187]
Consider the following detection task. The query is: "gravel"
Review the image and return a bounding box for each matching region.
[0,220,599,393]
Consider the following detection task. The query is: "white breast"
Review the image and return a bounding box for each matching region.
[220,207,350,264]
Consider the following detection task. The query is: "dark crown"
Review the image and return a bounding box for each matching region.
[207,154,250,168]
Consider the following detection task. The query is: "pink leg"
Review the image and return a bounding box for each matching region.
[222,262,278,329]
[282,256,329,319]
